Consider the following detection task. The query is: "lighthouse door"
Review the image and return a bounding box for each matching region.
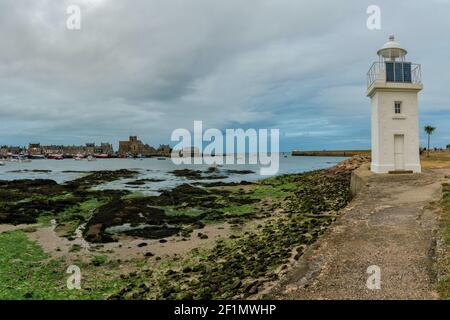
[394,134,405,170]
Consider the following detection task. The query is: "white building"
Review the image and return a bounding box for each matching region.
[367,36,423,173]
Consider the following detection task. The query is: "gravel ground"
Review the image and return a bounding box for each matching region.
[268,167,449,300]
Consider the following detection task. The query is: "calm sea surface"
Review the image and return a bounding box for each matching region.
[0,155,347,195]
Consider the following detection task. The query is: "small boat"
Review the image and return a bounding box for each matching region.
[94,154,109,159]
[48,154,64,160]
[0,161,5,166]
[87,155,96,161]
[29,155,45,160]
[10,155,32,163]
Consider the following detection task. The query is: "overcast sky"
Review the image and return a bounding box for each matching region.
[1,0,449,151]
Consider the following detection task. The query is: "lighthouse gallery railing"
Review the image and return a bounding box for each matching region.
[367,62,422,88]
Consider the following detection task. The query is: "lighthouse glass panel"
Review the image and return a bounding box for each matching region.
[386,62,395,82]
[403,63,412,82]
[385,62,412,83]
[394,63,403,82]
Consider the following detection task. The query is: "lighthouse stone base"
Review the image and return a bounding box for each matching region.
[370,162,421,174]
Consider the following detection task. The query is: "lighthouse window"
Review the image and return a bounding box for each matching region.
[394,102,402,114]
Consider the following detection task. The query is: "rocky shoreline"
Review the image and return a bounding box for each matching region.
[0,156,369,299]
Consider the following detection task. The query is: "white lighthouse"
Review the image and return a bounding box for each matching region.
[367,35,423,173]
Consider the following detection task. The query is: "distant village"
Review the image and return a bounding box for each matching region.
[0,136,172,160]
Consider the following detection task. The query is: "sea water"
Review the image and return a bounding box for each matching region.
[0,155,346,195]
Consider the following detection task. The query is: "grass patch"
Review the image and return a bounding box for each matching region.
[439,191,450,299]
[248,184,295,200]
[222,204,256,217]
[121,192,146,200]
[60,198,107,222]
[0,230,136,300]
[162,206,205,218]
[0,230,73,299]
[91,255,107,266]
[48,192,74,201]
[421,150,450,169]
[37,214,55,227]
[69,244,82,252]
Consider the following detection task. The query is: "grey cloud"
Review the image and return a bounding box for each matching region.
[0,0,449,149]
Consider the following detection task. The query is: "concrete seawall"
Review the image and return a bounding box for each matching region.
[350,163,372,196]
[292,150,370,157]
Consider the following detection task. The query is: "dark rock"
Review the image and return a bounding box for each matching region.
[165,269,176,276]
[23,292,33,299]
[182,267,193,273]
[66,169,139,189]
[170,169,202,178]
[231,280,242,290]
[225,169,255,175]
[126,178,164,186]
[197,232,209,239]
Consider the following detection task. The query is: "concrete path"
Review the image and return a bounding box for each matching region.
[268,167,449,300]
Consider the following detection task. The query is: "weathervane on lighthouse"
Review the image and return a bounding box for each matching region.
[367,35,423,173]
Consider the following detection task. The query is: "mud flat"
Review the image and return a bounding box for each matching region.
[0,156,370,299]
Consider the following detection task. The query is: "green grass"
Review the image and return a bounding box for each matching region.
[0,230,136,300]
[439,192,450,299]
[121,192,145,199]
[36,214,55,227]
[248,184,296,200]
[162,206,204,218]
[91,255,108,266]
[48,192,74,201]
[222,204,256,216]
[60,198,106,222]
[0,230,70,299]
[443,194,450,245]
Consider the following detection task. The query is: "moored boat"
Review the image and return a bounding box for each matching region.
[48,154,64,160]
[29,154,45,160]
[94,154,109,159]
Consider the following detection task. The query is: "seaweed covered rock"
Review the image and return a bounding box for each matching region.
[170,169,228,180]
[66,169,139,189]
[83,196,200,243]
[0,179,83,225]
[287,172,352,214]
